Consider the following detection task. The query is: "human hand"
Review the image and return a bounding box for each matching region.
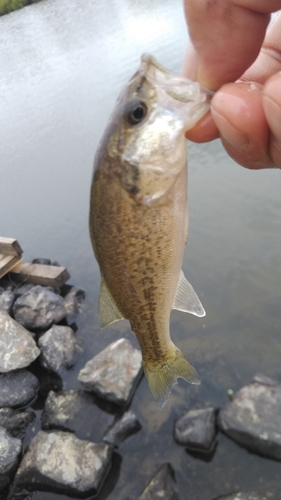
[183,1,281,169]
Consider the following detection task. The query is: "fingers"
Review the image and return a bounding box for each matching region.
[183,0,280,90]
[262,72,281,167]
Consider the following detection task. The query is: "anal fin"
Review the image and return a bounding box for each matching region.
[173,270,205,317]
[99,278,124,327]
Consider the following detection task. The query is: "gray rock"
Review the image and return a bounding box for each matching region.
[38,325,79,374]
[174,407,217,451]
[0,426,22,494]
[0,370,39,408]
[41,390,115,441]
[78,338,142,405]
[218,374,281,460]
[103,410,141,446]
[138,463,180,500]
[12,285,67,330]
[0,408,35,438]
[211,492,267,500]
[0,290,15,313]
[64,286,85,316]
[32,258,51,265]
[14,430,113,496]
[14,284,35,298]
[0,312,40,372]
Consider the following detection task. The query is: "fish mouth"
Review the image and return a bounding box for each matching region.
[138,53,214,131]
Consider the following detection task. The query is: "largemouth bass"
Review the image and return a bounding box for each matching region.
[90,54,211,408]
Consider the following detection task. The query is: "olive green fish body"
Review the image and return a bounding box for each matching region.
[90,54,211,407]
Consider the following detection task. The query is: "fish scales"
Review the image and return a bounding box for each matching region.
[90,54,211,408]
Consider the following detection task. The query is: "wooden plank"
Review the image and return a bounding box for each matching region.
[0,254,22,279]
[9,262,70,288]
[0,237,23,257]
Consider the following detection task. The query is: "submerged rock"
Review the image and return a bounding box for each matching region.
[0,408,35,438]
[211,492,268,500]
[0,290,15,313]
[0,426,22,494]
[174,407,217,451]
[14,430,113,497]
[138,463,180,500]
[41,389,115,441]
[218,373,281,460]
[0,312,40,373]
[12,285,67,330]
[38,325,79,374]
[78,338,142,405]
[103,410,141,447]
[0,370,39,408]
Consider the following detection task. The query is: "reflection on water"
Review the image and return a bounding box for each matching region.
[1,0,281,499]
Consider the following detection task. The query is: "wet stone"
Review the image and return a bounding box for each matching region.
[138,463,180,500]
[218,373,281,460]
[12,285,67,330]
[78,338,142,405]
[13,430,113,497]
[0,426,22,494]
[32,258,52,265]
[103,410,141,447]
[38,325,79,374]
[64,286,85,316]
[41,389,115,441]
[0,312,40,373]
[174,407,217,451]
[211,492,268,500]
[0,408,35,438]
[0,370,39,408]
[14,284,35,298]
[0,290,15,313]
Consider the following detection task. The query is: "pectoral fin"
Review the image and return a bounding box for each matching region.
[173,270,205,317]
[99,278,124,327]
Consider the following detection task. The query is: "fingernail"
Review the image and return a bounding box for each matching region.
[263,95,281,148]
[211,109,249,149]
[182,43,198,81]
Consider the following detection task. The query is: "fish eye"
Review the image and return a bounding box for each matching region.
[126,100,147,125]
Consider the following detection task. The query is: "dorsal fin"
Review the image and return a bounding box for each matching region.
[99,278,124,327]
[173,270,205,317]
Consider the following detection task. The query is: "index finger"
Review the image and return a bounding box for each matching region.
[184,0,281,90]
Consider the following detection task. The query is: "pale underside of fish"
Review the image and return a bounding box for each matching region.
[90,54,212,408]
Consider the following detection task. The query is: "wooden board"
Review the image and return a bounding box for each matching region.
[9,262,70,288]
[0,237,23,257]
[0,254,22,279]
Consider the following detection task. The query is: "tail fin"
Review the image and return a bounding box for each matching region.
[143,348,200,409]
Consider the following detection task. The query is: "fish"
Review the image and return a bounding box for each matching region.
[89,54,211,408]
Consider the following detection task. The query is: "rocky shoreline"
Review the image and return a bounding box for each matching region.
[0,263,280,499]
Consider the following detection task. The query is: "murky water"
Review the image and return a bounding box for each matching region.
[1,0,281,499]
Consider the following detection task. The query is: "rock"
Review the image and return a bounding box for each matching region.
[174,407,217,451]
[32,258,51,265]
[0,408,35,438]
[14,284,35,298]
[0,290,15,313]
[0,426,22,494]
[211,492,267,500]
[38,325,79,374]
[0,312,40,372]
[103,410,141,446]
[64,286,85,316]
[218,373,281,460]
[12,285,67,330]
[41,390,115,441]
[138,463,180,500]
[13,430,113,497]
[78,338,142,405]
[0,370,39,408]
